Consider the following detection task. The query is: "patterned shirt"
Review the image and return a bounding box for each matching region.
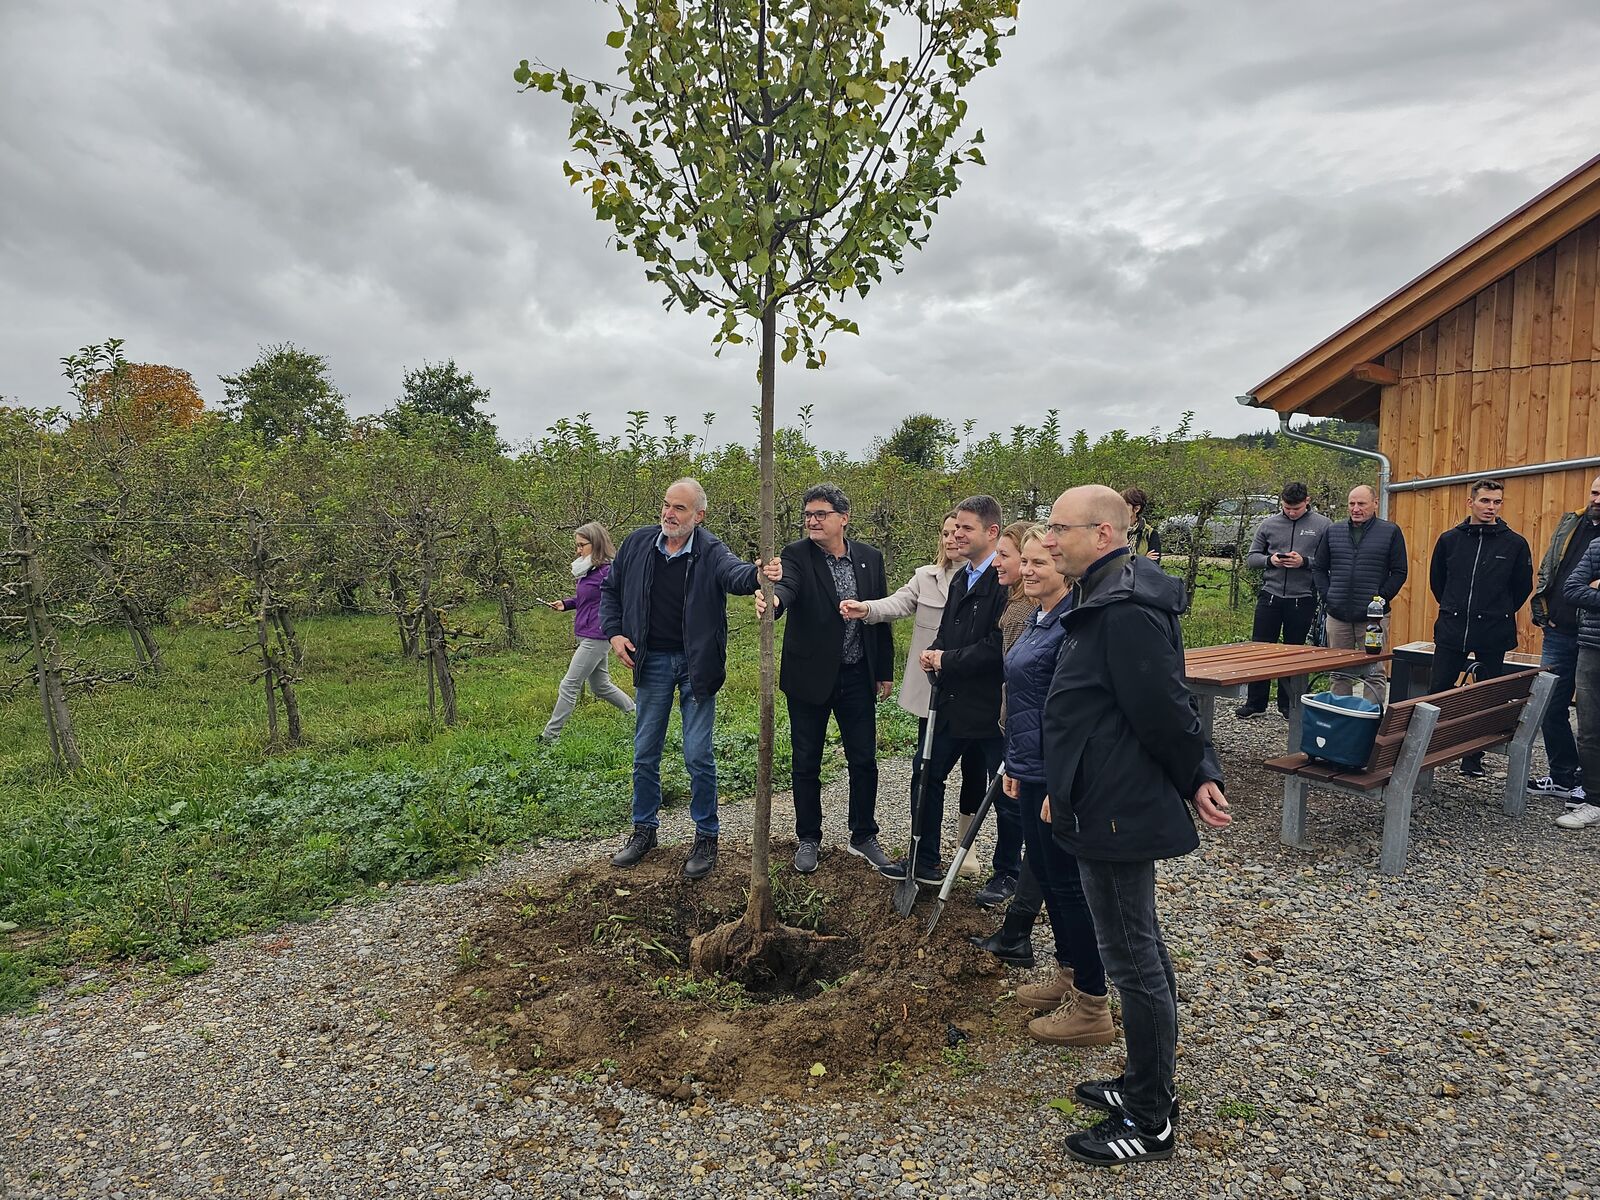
[825,548,863,664]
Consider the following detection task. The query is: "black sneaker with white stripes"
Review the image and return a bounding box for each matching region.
[1074,1077,1181,1125]
[1064,1113,1175,1166]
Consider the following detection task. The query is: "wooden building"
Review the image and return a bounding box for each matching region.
[1243,153,1600,655]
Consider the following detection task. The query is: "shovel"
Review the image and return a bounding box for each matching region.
[893,671,941,918]
[923,763,1005,938]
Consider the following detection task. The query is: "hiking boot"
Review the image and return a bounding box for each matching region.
[1555,802,1600,830]
[1016,964,1075,1013]
[1234,704,1266,720]
[1028,988,1117,1047]
[610,824,657,868]
[1064,1113,1175,1166]
[879,857,943,886]
[793,839,820,874]
[969,906,1036,968]
[1075,1077,1181,1125]
[682,835,719,880]
[846,837,893,873]
[1528,775,1584,801]
[974,873,1018,909]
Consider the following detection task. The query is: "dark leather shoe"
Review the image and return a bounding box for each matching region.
[683,836,719,881]
[974,873,1018,909]
[610,824,657,867]
[968,908,1036,967]
[793,840,820,874]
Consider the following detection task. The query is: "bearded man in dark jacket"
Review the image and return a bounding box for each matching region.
[1040,485,1231,1168]
[1427,478,1533,777]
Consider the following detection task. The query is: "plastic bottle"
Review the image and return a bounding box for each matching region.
[1363,596,1384,655]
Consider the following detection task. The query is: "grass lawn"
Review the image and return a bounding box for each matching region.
[0,565,1252,1010]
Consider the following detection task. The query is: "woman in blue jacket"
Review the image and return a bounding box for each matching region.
[1002,527,1115,1047]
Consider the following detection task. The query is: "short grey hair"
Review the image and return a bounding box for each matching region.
[802,482,850,514]
[668,476,708,513]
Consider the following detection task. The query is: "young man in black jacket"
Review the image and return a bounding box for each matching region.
[1311,484,1408,703]
[762,483,896,874]
[1041,484,1231,1167]
[1427,478,1533,777]
[601,478,779,880]
[881,494,1020,905]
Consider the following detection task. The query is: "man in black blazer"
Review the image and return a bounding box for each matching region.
[882,494,1017,903]
[766,484,896,875]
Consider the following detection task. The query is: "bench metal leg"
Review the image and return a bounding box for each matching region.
[1415,767,1434,803]
[1502,672,1557,818]
[1376,701,1439,876]
[1281,776,1309,848]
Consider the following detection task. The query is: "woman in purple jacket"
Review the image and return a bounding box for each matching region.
[541,522,635,743]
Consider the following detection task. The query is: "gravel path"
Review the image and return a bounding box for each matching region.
[5,712,1600,1200]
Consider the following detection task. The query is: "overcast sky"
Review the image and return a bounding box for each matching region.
[2,1,1596,455]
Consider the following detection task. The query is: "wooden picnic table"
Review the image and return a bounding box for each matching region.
[1184,641,1395,752]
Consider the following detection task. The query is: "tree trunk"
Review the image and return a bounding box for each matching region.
[388,568,418,658]
[273,607,305,672]
[18,523,82,770]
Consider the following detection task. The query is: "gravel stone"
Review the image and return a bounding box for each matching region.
[4,716,1599,1198]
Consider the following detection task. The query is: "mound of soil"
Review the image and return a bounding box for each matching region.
[448,844,1028,1102]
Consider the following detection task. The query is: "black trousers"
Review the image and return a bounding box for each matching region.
[1429,645,1508,767]
[1245,593,1319,711]
[789,659,880,844]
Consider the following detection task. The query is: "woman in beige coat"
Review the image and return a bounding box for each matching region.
[842,513,985,872]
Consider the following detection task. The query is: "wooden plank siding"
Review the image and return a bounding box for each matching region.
[1375,214,1600,656]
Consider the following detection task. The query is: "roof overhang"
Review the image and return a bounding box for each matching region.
[1242,153,1600,419]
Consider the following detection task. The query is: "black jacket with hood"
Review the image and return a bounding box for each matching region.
[1042,549,1223,863]
[1428,518,1533,654]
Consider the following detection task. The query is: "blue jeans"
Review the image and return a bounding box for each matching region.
[1017,779,1105,995]
[631,650,719,837]
[1076,856,1178,1131]
[1539,628,1581,787]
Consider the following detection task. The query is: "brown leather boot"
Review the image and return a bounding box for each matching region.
[1015,964,1074,1013]
[954,815,982,877]
[1028,988,1117,1047]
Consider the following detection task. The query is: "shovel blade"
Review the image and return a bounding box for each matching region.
[892,876,919,917]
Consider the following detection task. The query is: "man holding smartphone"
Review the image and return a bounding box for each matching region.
[1237,482,1331,719]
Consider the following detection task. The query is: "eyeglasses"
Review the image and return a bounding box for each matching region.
[1043,522,1106,535]
[801,509,839,523]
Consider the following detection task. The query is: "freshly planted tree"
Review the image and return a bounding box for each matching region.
[520,0,1018,974]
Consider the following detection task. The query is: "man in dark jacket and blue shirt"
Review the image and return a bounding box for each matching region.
[1559,521,1600,830]
[761,483,896,875]
[1040,485,1231,1167]
[881,494,1020,905]
[602,478,779,880]
[1427,479,1534,777]
[1528,474,1600,815]
[1311,484,1408,704]
[1237,481,1331,719]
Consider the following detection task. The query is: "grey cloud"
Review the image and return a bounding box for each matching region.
[1,0,1596,450]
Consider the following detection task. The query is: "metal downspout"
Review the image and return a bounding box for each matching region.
[1233,401,1395,518]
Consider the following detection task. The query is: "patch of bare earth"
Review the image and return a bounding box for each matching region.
[446,843,1028,1104]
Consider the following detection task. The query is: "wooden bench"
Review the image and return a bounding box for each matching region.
[1263,667,1557,875]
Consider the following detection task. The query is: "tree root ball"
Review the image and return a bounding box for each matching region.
[689,918,852,992]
